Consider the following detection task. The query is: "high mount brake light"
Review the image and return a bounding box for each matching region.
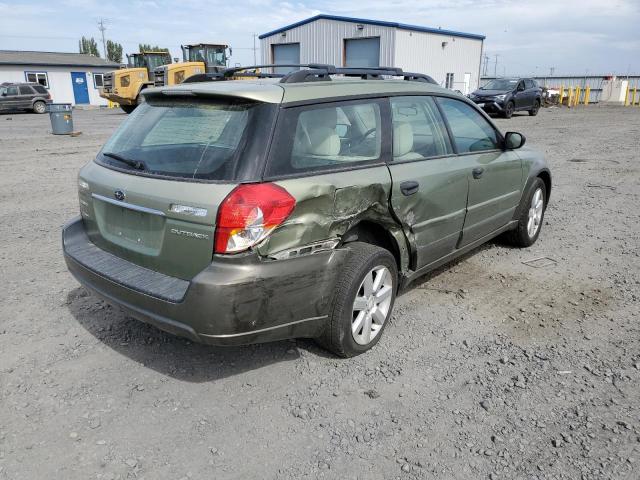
[214,183,296,254]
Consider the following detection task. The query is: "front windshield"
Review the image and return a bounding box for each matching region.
[188,46,226,66]
[128,55,144,68]
[146,54,170,70]
[481,79,518,90]
[99,98,256,180]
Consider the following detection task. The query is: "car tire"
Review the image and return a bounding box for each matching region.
[33,101,46,114]
[528,100,540,116]
[503,101,515,119]
[505,178,547,247]
[318,242,397,357]
[120,105,136,114]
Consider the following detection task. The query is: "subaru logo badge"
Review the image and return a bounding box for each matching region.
[114,189,125,201]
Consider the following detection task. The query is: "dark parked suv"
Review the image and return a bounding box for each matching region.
[0,82,52,114]
[63,65,551,357]
[469,78,542,118]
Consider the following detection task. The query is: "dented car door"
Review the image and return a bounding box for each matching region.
[386,96,471,269]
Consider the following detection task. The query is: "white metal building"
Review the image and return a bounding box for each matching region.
[0,51,120,106]
[259,15,485,93]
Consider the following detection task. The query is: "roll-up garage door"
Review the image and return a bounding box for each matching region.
[273,43,300,74]
[344,37,380,67]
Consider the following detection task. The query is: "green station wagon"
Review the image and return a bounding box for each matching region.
[63,65,551,357]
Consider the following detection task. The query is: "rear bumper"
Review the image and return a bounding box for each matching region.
[62,217,346,345]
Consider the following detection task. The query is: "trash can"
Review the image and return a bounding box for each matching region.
[48,103,74,135]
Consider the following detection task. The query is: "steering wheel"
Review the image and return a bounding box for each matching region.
[352,127,377,146]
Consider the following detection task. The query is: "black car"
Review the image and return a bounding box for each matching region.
[469,78,542,118]
[0,82,52,114]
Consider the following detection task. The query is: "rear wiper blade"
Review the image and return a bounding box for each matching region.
[102,151,147,171]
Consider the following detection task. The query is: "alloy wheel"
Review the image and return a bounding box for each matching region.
[527,188,544,237]
[351,265,393,345]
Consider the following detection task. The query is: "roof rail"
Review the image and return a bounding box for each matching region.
[180,64,439,85]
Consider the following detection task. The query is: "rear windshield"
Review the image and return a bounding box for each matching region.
[97,97,268,181]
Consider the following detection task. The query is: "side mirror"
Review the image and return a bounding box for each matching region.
[504,131,526,149]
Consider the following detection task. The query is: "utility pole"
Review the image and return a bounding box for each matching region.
[493,54,500,77]
[98,18,107,58]
[252,33,257,65]
[482,54,490,77]
[549,66,555,76]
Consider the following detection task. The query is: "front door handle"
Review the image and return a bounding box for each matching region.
[472,167,484,179]
[400,180,420,196]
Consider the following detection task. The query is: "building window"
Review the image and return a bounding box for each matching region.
[25,71,49,88]
[93,73,104,88]
[445,73,455,89]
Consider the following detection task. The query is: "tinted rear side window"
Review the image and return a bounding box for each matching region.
[267,99,384,177]
[437,97,501,153]
[97,98,272,181]
[33,85,48,94]
[19,86,34,95]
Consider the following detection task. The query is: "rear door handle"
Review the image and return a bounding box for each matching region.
[472,167,484,179]
[400,180,420,196]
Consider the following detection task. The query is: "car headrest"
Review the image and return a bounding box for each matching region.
[393,122,414,157]
[306,126,340,156]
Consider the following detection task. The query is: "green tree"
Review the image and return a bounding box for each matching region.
[139,43,169,53]
[106,40,123,63]
[79,36,100,57]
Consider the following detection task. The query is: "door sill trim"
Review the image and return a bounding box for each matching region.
[402,220,518,288]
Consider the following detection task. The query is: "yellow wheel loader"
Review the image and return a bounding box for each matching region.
[153,43,230,86]
[100,51,172,113]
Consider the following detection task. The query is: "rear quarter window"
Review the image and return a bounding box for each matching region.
[33,85,48,94]
[267,99,384,177]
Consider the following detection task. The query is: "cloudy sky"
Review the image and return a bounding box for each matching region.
[1,0,638,76]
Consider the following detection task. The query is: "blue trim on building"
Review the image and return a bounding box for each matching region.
[258,14,485,41]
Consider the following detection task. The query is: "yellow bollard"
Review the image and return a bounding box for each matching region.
[633,87,638,106]
[567,88,573,107]
[558,85,564,105]
[576,86,582,106]
[584,86,590,105]
[624,87,630,106]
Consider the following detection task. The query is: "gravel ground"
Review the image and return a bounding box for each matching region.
[0,105,639,480]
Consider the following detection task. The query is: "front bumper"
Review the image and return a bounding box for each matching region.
[98,90,136,106]
[62,217,347,345]
[470,98,505,113]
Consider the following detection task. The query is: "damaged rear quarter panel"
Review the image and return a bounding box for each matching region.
[256,166,408,267]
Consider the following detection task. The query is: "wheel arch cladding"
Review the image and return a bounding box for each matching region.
[537,170,552,204]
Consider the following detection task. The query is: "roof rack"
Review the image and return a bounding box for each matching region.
[181,64,438,85]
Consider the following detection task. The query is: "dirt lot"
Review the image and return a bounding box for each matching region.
[0,105,639,480]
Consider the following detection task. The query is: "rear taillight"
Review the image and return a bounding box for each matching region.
[214,183,296,254]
